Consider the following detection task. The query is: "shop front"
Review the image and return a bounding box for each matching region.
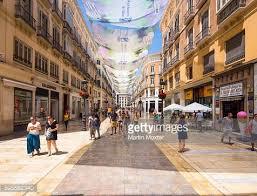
[184,83,213,107]
[214,64,254,132]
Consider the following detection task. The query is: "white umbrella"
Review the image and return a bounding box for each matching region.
[163,103,184,112]
[183,102,212,113]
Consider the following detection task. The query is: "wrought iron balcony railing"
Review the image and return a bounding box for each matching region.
[203,65,214,75]
[184,42,194,55]
[37,25,52,44]
[217,0,246,24]
[52,39,62,53]
[195,27,211,45]
[15,4,36,30]
[52,3,63,21]
[184,6,195,24]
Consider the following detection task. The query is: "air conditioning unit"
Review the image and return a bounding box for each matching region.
[0,53,5,62]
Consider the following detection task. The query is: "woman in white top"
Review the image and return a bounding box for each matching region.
[27,116,41,157]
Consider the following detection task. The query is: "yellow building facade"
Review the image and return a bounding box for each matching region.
[0,0,112,135]
[161,0,257,125]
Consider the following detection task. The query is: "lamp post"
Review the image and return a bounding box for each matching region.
[159,79,167,116]
[81,80,89,131]
[104,98,108,117]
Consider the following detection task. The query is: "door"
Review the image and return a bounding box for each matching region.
[201,10,209,35]
[51,99,59,121]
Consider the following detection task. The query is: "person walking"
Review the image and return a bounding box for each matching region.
[133,112,139,125]
[196,110,204,132]
[88,114,95,140]
[117,110,123,133]
[63,111,70,131]
[27,117,41,157]
[93,114,101,139]
[123,110,131,132]
[111,110,118,135]
[177,114,188,153]
[246,113,257,151]
[221,112,234,144]
[45,115,59,156]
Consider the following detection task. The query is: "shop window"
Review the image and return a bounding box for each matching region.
[225,31,245,65]
[13,38,32,67]
[50,62,59,79]
[35,52,48,74]
[63,70,69,84]
[14,88,32,125]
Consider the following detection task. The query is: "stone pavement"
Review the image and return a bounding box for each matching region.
[1,118,257,195]
[0,119,110,196]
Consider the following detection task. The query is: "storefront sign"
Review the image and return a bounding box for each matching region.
[42,83,56,90]
[220,82,243,98]
[185,89,193,100]
[204,85,212,97]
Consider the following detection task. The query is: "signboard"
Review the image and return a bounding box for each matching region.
[42,83,56,90]
[220,82,243,98]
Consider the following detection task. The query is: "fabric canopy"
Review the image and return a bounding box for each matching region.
[79,0,168,93]
[182,102,212,113]
[163,104,184,112]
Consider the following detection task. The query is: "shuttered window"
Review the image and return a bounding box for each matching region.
[225,31,245,65]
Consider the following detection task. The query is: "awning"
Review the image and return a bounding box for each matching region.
[2,78,36,91]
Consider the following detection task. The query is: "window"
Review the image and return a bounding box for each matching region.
[225,31,245,64]
[13,38,32,67]
[151,65,154,73]
[50,62,59,79]
[53,26,60,46]
[35,52,48,74]
[188,28,193,44]
[169,76,173,89]
[203,51,215,74]
[174,14,179,31]
[150,89,155,96]
[38,10,49,36]
[175,72,180,84]
[150,76,154,85]
[175,43,179,57]
[217,0,234,12]
[71,75,76,87]
[76,79,81,89]
[63,70,69,84]
[201,10,209,32]
[186,66,193,80]
[14,88,32,124]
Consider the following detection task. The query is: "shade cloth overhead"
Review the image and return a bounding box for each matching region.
[163,104,184,112]
[182,102,212,113]
[79,0,168,93]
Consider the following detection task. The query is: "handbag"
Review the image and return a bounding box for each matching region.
[45,127,53,139]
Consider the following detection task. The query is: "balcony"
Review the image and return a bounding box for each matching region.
[52,39,62,54]
[52,3,63,22]
[171,55,180,66]
[37,26,52,45]
[15,4,36,31]
[196,0,207,9]
[63,20,73,36]
[225,50,245,65]
[39,0,52,8]
[217,0,246,25]
[184,42,195,56]
[173,26,180,40]
[63,51,72,63]
[203,65,214,75]
[195,27,211,45]
[184,6,195,25]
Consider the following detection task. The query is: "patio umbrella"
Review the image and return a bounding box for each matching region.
[182,102,212,113]
[163,103,184,112]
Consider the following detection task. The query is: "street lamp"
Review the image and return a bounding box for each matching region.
[159,79,167,116]
[80,80,89,131]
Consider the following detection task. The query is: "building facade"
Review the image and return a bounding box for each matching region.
[160,0,257,128]
[131,53,162,114]
[116,93,131,108]
[0,0,113,135]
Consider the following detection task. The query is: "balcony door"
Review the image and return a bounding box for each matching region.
[201,10,209,35]
[39,11,48,36]
[188,28,193,45]
[188,0,193,9]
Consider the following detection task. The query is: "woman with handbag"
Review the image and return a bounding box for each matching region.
[27,116,41,157]
[246,114,257,151]
[45,115,59,156]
